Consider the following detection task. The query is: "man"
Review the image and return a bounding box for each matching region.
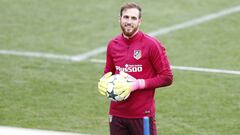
[98,2,173,135]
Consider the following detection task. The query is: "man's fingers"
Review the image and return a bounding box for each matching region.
[99,90,106,96]
[114,88,125,95]
[119,90,130,99]
[120,71,128,78]
[120,71,136,81]
[103,72,112,79]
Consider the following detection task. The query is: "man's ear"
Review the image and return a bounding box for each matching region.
[139,18,142,25]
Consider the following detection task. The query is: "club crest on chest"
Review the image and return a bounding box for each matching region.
[133,50,141,60]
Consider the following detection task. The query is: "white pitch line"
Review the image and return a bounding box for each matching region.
[90,59,240,75]
[71,47,106,61]
[171,66,240,75]
[148,5,240,36]
[73,5,240,61]
[0,5,240,61]
[0,126,90,135]
[0,50,73,61]
[90,59,106,63]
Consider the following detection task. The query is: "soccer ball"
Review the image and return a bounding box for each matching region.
[106,74,128,102]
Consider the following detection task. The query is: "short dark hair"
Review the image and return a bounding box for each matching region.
[120,2,142,18]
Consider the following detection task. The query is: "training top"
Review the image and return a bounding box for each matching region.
[104,31,173,118]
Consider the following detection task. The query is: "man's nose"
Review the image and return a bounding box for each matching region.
[126,19,132,24]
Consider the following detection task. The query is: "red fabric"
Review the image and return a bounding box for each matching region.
[104,31,173,118]
[109,116,157,135]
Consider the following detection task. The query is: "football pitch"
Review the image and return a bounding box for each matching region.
[0,0,240,135]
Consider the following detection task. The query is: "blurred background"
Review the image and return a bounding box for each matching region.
[0,0,239,135]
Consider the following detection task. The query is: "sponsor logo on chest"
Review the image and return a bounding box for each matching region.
[133,50,141,60]
[116,64,142,73]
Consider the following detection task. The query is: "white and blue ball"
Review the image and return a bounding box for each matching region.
[106,74,128,102]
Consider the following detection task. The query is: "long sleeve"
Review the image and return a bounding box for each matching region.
[144,41,173,89]
[104,42,116,74]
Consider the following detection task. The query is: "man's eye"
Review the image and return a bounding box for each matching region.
[131,17,137,20]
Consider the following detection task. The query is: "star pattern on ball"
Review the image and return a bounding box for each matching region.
[107,90,118,100]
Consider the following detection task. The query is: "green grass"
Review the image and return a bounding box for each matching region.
[0,56,108,134]
[157,71,240,135]
[0,0,240,135]
[161,12,240,70]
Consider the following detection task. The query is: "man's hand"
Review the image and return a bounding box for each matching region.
[114,71,146,100]
[114,81,132,100]
[98,72,112,96]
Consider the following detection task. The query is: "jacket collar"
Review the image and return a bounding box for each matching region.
[121,31,143,44]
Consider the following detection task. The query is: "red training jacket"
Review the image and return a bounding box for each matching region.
[104,31,173,118]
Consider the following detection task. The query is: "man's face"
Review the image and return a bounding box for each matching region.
[120,8,141,38]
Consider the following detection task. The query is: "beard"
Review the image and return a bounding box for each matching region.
[120,23,139,38]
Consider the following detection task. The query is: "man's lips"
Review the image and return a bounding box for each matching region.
[125,25,133,30]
